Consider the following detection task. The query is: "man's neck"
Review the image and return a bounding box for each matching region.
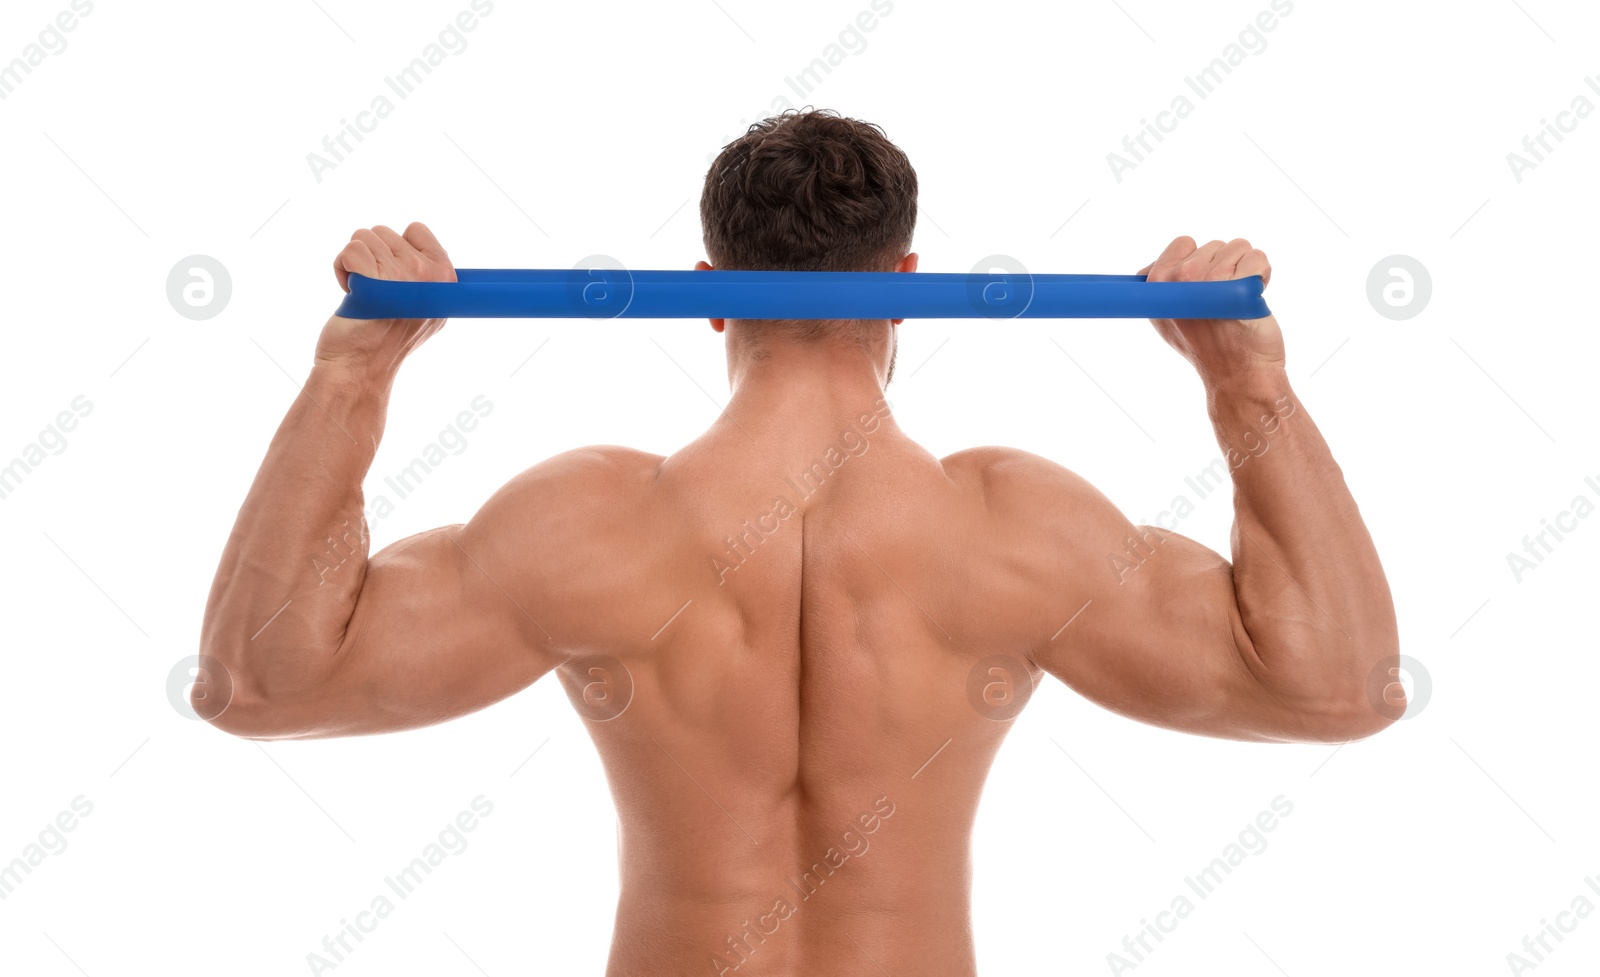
[717,331,899,449]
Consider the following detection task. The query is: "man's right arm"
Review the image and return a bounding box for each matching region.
[994,378,1398,743]
[1011,238,1401,743]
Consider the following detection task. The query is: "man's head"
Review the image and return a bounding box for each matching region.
[698,108,918,384]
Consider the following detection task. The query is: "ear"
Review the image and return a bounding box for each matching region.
[694,260,724,333]
[891,252,918,325]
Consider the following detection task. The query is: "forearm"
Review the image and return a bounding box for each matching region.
[1207,370,1399,729]
[199,343,398,709]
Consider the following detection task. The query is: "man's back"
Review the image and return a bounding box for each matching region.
[568,402,1043,975]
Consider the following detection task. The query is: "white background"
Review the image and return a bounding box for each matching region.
[1,0,1596,974]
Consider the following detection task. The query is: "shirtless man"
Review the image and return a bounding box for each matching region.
[198,109,1400,976]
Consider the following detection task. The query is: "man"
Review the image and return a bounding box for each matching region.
[199,108,1400,976]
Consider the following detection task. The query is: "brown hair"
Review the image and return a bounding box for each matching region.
[700,107,917,274]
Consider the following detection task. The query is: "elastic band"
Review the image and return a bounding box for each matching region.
[334,269,1270,320]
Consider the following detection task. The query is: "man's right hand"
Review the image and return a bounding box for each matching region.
[1138,236,1285,390]
[318,222,457,374]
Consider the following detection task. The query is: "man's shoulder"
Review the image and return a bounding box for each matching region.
[939,445,1085,492]
[483,445,664,528]
[517,444,663,486]
[552,444,665,481]
[938,445,1116,522]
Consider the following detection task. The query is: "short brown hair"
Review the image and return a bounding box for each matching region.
[700,108,917,273]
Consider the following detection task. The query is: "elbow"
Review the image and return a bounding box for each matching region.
[186,652,310,740]
[184,652,248,734]
[1286,653,1413,743]
[1293,697,1401,743]
[190,681,275,740]
[195,695,278,740]
[197,694,321,741]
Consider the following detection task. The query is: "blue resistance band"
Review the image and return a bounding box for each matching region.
[334,269,1270,320]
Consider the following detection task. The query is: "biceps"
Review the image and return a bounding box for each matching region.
[323,524,559,736]
[1036,529,1292,741]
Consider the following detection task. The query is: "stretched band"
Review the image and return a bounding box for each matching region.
[334,269,1270,320]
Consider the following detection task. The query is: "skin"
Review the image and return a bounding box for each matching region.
[199,224,1400,976]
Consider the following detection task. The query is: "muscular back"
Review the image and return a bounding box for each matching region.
[275,377,1329,976]
[211,374,1364,976]
[544,404,1050,976]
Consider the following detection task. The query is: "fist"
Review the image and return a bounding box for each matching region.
[319,223,456,372]
[1139,236,1285,388]
[332,222,456,292]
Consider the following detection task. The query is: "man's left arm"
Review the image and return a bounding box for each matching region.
[196,222,567,738]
